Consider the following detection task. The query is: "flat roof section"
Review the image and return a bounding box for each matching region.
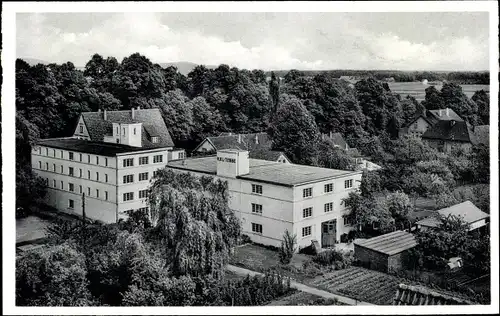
[36,138,169,156]
[167,156,361,187]
[354,230,417,256]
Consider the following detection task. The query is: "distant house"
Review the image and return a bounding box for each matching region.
[323,132,382,171]
[399,108,489,153]
[354,230,417,273]
[393,284,473,305]
[416,201,489,232]
[192,132,291,164]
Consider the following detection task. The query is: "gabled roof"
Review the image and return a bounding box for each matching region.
[393,284,473,305]
[416,201,489,228]
[354,230,417,256]
[422,120,471,142]
[81,109,174,148]
[469,125,489,146]
[428,108,464,122]
[193,132,288,162]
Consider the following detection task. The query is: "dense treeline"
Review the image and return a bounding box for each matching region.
[267,69,490,84]
[15,53,490,216]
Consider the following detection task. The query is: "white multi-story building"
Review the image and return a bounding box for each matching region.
[31,108,185,223]
[167,149,363,250]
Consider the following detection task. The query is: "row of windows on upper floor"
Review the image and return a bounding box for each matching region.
[36,147,164,167]
[46,177,150,203]
[250,202,352,223]
[250,179,354,198]
[36,161,162,184]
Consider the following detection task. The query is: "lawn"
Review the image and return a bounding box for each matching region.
[229,243,315,282]
[267,291,345,306]
[16,215,50,244]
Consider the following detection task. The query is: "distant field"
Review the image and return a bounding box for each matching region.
[388,82,490,101]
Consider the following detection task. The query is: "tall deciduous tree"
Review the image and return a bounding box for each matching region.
[269,72,280,113]
[268,94,320,164]
[472,89,489,125]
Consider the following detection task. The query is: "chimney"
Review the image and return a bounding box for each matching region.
[446,108,450,116]
[438,109,442,117]
[255,134,259,145]
[132,107,135,120]
[103,110,107,121]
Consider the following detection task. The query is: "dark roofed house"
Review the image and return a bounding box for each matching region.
[74,107,175,149]
[400,108,480,153]
[192,132,290,164]
[323,132,382,171]
[393,284,473,305]
[416,201,489,232]
[354,231,417,273]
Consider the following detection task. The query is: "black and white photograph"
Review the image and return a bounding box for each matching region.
[2,1,499,314]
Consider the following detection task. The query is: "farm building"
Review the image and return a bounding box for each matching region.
[416,201,489,232]
[354,230,417,273]
[393,284,473,305]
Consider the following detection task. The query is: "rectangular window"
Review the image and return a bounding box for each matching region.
[123,128,126,135]
[151,136,159,143]
[53,179,56,187]
[69,183,74,192]
[60,150,63,159]
[79,153,82,162]
[139,172,149,181]
[88,187,91,196]
[79,168,82,177]
[302,226,312,237]
[303,187,312,198]
[105,158,108,166]
[53,163,56,171]
[344,217,352,226]
[96,172,99,181]
[344,179,353,189]
[303,207,313,218]
[69,152,74,160]
[153,171,159,178]
[105,191,108,201]
[69,167,74,176]
[96,156,99,165]
[123,192,134,201]
[61,165,64,174]
[38,161,41,169]
[105,174,108,183]
[251,223,263,234]
[251,184,263,194]
[324,202,333,213]
[69,199,74,209]
[46,162,49,170]
[179,152,185,159]
[251,203,263,214]
[45,148,48,155]
[139,156,149,165]
[153,155,163,163]
[88,170,91,179]
[123,174,134,183]
[88,155,91,163]
[138,207,149,213]
[79,124,83,133]
[96,189,100,198]
[60,181,64,190]
[139,190,149,199]
[324,183,333,193]
[123,158,134,167]
[79,185,82,194]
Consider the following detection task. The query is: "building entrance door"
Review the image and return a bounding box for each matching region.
[322,219,337,248]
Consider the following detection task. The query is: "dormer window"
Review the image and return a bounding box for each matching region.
[151,136,159,143]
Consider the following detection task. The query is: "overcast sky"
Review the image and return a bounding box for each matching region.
[16,12,490,71]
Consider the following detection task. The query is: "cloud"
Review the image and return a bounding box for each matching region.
[16,12,489,71]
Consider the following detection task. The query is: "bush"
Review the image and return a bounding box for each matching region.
[313,249,354,269]
[239,234,252,245]
[301,260,324,278]
[298,244,317,255]
[279,230,297,264]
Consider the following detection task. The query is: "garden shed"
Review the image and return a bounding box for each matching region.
[354,230,417,273]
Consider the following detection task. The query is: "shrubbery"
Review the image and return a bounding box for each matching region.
[313,249,354,270]
[279,230,297,264]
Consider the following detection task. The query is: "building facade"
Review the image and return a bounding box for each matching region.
[31,108,184,223]
[167,149,363,250]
